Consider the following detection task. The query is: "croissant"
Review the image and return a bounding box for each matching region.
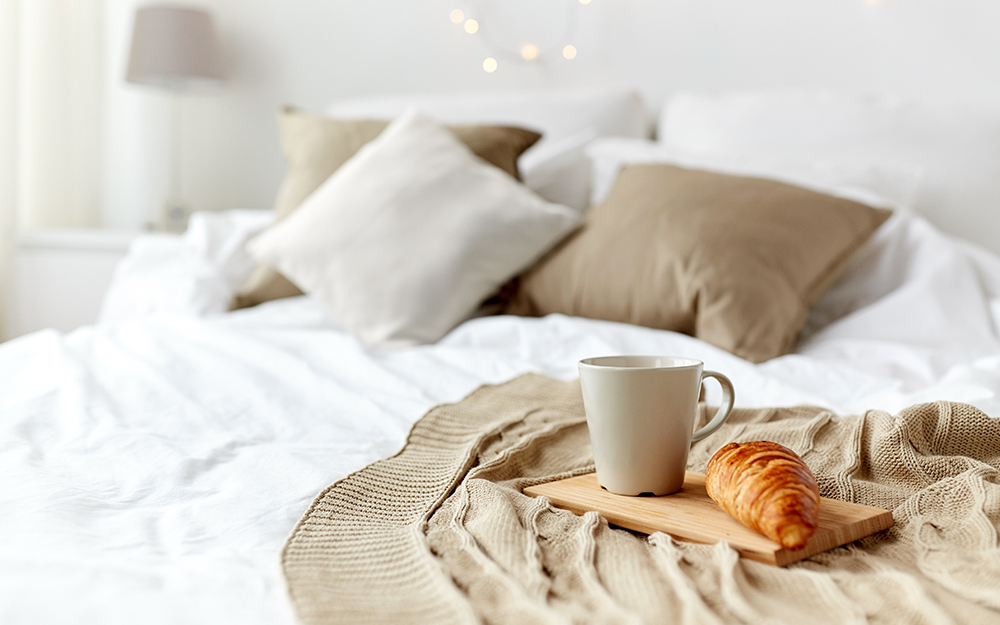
[705,441,820,550]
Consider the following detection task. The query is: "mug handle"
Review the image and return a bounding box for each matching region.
[691,371,735,442]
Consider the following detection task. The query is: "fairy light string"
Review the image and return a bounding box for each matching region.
[450,0,589,72]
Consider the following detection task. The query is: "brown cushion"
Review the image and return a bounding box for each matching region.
[505,164,891,363]
[233,108,542,310]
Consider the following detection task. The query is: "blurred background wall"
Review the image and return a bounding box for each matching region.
[11,0,1000,229]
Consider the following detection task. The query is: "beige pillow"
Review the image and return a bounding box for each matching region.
[233,108,542,309]
[505,164,891,363]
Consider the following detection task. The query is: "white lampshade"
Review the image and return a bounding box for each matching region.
[126,5,223,90]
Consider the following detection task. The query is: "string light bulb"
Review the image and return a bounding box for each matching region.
[451,4,584,66]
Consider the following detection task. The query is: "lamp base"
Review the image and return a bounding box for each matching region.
[158,198,191,232]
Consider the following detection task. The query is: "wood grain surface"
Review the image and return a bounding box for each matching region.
[524,472,894,566]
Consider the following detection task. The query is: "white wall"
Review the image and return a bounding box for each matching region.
[101,0,1000,235]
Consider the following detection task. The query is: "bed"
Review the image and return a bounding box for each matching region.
[3,89,1000,624]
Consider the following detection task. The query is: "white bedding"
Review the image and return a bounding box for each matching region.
[4,209,1000,623]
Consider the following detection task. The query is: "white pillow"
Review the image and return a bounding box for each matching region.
[659,91,1000,255]
[247,109,580,347]
[326,88,650,211]
[586,137,923,208]
[518,127,600,215]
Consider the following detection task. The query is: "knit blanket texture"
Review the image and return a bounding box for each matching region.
[282,374,1000,624]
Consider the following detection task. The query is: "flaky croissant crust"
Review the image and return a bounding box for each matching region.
[705,441,820,550]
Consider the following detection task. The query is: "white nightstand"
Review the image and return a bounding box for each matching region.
[5,229,143,341]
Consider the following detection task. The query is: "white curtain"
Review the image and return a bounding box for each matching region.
[0,0,102,337]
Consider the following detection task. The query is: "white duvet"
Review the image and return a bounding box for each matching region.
[3,210,1000,624]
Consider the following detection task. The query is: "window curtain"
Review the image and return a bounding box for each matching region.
[0,0,102,337]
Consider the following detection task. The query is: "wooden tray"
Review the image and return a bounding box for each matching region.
[524,472,893,566]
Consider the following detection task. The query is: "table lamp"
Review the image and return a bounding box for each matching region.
[125,4,223,231]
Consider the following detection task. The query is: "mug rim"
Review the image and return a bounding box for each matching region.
[579,355,703,371]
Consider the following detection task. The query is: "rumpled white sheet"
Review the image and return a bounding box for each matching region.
[98,210,274,324]
[2,211,1000,624]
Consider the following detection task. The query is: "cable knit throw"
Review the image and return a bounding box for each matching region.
[282,374,1000,624]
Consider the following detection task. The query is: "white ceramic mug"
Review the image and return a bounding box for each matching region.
[578,356,735,496]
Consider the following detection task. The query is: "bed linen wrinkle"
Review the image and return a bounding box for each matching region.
[799,218,1000,374]
[1,318,452,624]
[120,318,416,439]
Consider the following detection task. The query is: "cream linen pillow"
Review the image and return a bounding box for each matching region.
[232,108,542,309]
[247,109,580,347]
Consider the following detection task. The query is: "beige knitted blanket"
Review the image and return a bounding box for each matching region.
[282,374,1000,625]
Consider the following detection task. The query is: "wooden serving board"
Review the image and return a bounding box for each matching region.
[524,472,894,566]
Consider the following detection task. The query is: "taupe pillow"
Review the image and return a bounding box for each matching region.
[505,164,891,363]
[233,108,542,309]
